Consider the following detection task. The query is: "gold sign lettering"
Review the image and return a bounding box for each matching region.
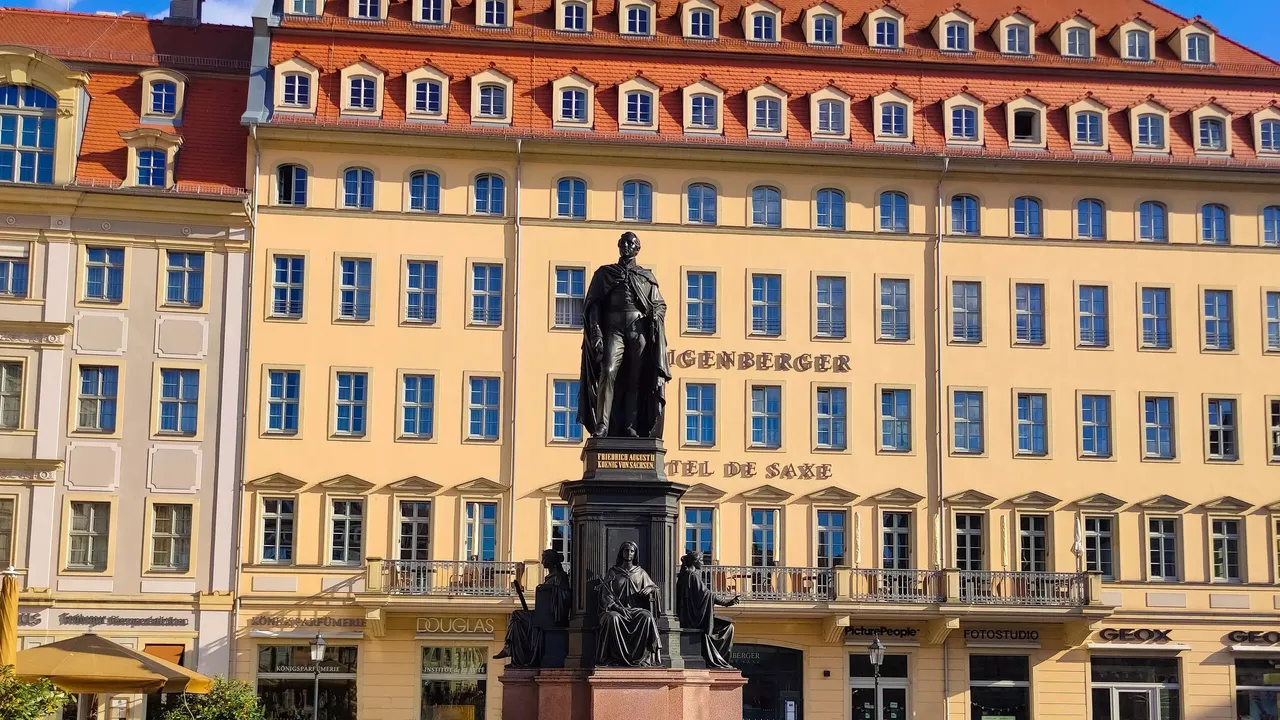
[667,459,832,479]
[668,350,850,373]
[595,452,656,469]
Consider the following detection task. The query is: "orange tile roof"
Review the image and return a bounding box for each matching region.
[266,34,1280,168]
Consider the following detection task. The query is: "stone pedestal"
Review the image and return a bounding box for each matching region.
[501,667,746,720]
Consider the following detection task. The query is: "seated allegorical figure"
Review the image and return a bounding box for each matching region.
[676,550,739,669]
[494,548,571,668]
[596,540,662,667]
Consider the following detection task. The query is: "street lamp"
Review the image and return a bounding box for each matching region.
[868,638,886,720]
[309,633,326,720]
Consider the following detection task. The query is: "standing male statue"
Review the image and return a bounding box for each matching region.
[577,232,669,438]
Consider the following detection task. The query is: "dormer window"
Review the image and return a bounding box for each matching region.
[754,97,781,132]
[150,81,177,115]
[407,65,450,121]
[355,0,379,18]
[945,22,970,51]
[482,0,508,26]
[137,150,167,187]
[419,0,443,22]
[282,74,311,107]
[1065,27,1089,56]
[1012,110,1038,142]
[119,128,181,189]
[816,99,843,134]
[288,0,317,14]
[626,91,652,125]
[479,85,506,118]
[139,69,187,123]
[626,5,650,34]
[813,15,836,45]
[1006,25,1030,55]
[875,18,898,47]
[952,106,977,139]
[1186,33,1210,63]
[691,94,717,128]
[349,76,376,111]
[1261,119,1280,154]
[1199,117,1225,150]
[690,8,714,38]
[561,88,587,122]
[1076,111,1102,145]
[881,103,906,137]
[1126,29,1150,60]
[414,80,443,115]
[563,1,587,31]
[752,12,776,41]
[1136,114,1164,149]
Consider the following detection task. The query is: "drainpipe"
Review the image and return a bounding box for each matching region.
[506,139,523,563]
[934,155,949,572]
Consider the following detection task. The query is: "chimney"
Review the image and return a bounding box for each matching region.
[165,0,202,25]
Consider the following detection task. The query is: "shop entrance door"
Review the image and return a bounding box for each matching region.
[1116,690,1152,720]
[730,644,804,720]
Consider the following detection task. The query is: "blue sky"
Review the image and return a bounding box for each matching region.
[1,0,1276,61]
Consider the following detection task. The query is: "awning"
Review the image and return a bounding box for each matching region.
[16,633,212,694]
[1230,645,1280,654]
[1086,642,1191,653]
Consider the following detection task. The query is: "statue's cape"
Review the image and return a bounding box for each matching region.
[676,567,713,632]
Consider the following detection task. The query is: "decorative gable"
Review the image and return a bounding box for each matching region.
[746,81,789,138]
[739,484,793,503]
[319,474,375,494]
[683,483,727,502]
[872,487,924,505]
[273,55,321,114]
[1201,495,1252,513]
[681,0,721,39]
[1067,94,1110,151]
[943,90,985,145]
[339,59,386,118]
[932,9,975,53]
[246,472,306,492]
[1006,92,1047,148]
[1075,493,1125,510]
[1252,103,1280,157]
[1139,494,1189,512]
[551,72,597,129]
[405,63,451,121]
[807,486,858,503]
[1190,100,1232,154]
[1010,491,1060,508]
[945,489,996,507]
[1051,14,1096,57]
[617,74,662,132]
[810,83,850,140]
[803,2,843,46]
[1110,16,1155,61]
[456,477,506,495]
[873,85,915,143]
[1128,96,1171,152]
[993,11,1036,56]
[388,475,444,494]
[741,0,782,42]
[1169,18,1216,64]
[470,66,516,125]
[862,4,904,49]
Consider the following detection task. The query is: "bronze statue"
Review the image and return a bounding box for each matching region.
[596,540,662,666]
[577,232,669,438]
[495,548,572,667]
[676,550,739,669]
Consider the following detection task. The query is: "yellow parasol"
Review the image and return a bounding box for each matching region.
[0,566,18,668]
[15,634,212,694]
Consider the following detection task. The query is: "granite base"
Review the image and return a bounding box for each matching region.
[500,667,745,720]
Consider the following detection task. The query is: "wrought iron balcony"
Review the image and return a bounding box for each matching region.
[379,559,520,597]
[955,570,1090,606]
[849,569,945,603]
[699,564,835,602]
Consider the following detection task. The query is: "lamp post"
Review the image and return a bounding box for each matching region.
[309,633,326,720]
[868,637,885,720]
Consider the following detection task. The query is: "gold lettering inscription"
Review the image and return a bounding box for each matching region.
[595,452,656,470]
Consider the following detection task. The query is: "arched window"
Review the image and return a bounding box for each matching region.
[1201,204,1228,244]
[475,174,505,215]
[1075,111,1102,145]
[812,15,836,45]
[816,188,845,230]
[482,0,507,25]
[1261,120,1280,153]
[1264,206,1280,247]
[622,180,652,222]
[0,84,58,185]
[1126,30,1150,60]
[1186,33,1210,63]
[478,85,506,118]
[881,103,907,137]
[874,18,898,47]
[945,22,969,51]
[561,88,587,122]
[282,73,311,107]
[1013,197,1041,237]
[343,168,374,209]
[752,12,775,41]
[754,97,781,132]
[816,100,843,135]
[151,80,178,115]
[1006,24,1030,55]
[1139,202,1167,242]
[690,94,717,128]
[624,91,652,125]
[277,164,308,206]
[137,150,167,188]
[687,183,717,224]
[626,5,650,34]
[1136,114,1164,149]
[1065,27,1089,57]
[557,177,587,219]
[1199,117,1225,150]
[951,106,977,140]
[950,195,978,235]
[414,80,443,115]
[751,186,782,228]
[1012,109,1040,143]
[1077,199,1105,239]
[689,9,713,38]
[409,171,440,213]
[349,76,376,110]
[879,191,908,233]
[562,1,586,31]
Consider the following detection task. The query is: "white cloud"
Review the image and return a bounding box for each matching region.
[200,0,255,25]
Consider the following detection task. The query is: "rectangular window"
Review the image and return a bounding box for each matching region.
[955,513,983,570]
[879,278,910,340]
[77,366,118,433]
[420,646,485,720]
[1019,514,1048,572]
[1143,396,1175,459]
[261,498,295,563]
[1141,287,1172,349]
[1266,292,1280,352]
[330,499,363,565]
[1015,393,1048,456]
[750,273,782,337]
[84,247,125,302]
[401,374,434,439]
[271,255,305,318]
[0,258,29,298]
[1091,658,1179,720]
[266,369,300,435]
[257,646,357,719]
[684,383,715,447]
[750,385,781,448]
[1235,659,1280,720]
[750,508,777,567]
[880,388,911,452]
[405,260,438,324]
[970,656,1030,720]
[0,497,13,565]
[1207,398,1238,461]
[1204,289,1234,350]
[685,507,714,557]
[468,376,500,440]
[164,251,204,307]
[1078,285,1109,347]
[471,264,503,326]
[1271,399,1280,462]
[1013,283,1045,345]
[68,501,110,570]
[882,512,910,569]
[551,379,582,442]
[816,510,846,586]
[158,369,199,435]
[150,504,192,572]
[1211,518,1240,582]
[398,500,431,562]
[0,361,20,429]
[334,372,368,436]
[1084,516,1114,580]
[815,276,846,338]
[685,271,717,334]
[815,387,847,450]
[554,267,586,329]
[951,281,982,343]
[549,504,571,570]
[337,258,372,321]
[1080,394,1112,458]
[1148,517,1178,580]
[953,390,983,454]
[465,501,498,561]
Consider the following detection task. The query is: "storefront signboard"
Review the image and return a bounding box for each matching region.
[1097,628,1173,642]
[963,629,1040,642]
[1228,631,1280,644]
[664,460,834,480]
[668,349,851,374]
[249,615,366,628]
[846,626,920,639]
[416,617,496,638]
[17,608,45,627]
[55,612,191,628]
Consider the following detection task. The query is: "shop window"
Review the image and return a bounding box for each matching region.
[257,645,358,720]
[1236,659,1280,718]
[1091,657,1179,720]
[731,644,803,720]
[422,646,488,719]
[970,655,1030,720]
[851,654,909,720]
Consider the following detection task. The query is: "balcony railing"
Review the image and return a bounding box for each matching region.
[700,565,835,602]
[957,570,1089,606]
[849,569,945,603]
[381,560,520,597]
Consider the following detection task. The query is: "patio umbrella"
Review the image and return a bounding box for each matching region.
[0,567,18,667]
[15,634,212,694]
